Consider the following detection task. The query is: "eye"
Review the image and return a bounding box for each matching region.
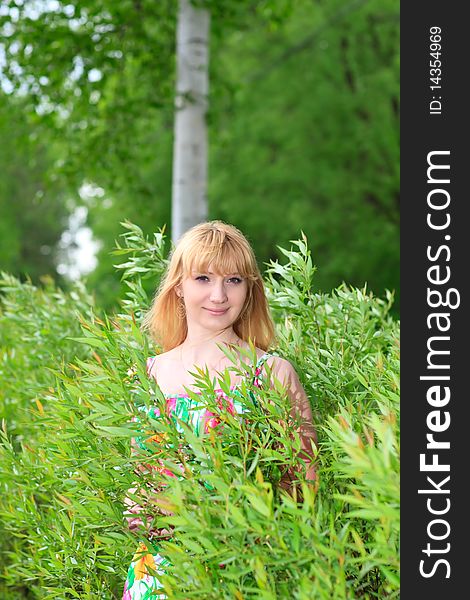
[195,275,209,282]
[227,277,243,284]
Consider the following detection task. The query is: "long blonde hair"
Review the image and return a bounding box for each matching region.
[142,221,276,351]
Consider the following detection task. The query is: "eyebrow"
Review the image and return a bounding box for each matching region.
[192,270,242,277]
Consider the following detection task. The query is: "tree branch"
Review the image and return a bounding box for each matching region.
[247,0,370,83]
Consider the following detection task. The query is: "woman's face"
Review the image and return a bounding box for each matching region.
[178,266,248,334]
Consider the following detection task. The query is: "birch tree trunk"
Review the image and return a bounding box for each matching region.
[171,0,210,242]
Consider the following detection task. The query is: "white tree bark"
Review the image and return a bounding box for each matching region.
[171,0,210,242]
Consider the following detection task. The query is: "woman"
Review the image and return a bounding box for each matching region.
[123,221,316,599]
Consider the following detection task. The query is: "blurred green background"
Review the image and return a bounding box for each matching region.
[0,0,399,313]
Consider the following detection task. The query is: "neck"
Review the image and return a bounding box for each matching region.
[183,326,239,349]
[180,327,242,372]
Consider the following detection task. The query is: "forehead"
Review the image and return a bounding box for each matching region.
[180,242,253,277]
[191,266,240,275]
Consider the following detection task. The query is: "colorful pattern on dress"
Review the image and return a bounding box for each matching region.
[122,542,170,600]
[122,353,271,599]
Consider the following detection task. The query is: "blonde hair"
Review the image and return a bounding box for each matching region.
[142,221,276,351]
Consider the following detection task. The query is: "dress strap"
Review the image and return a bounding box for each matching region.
[146,356,157,378]
[252,352,272,388]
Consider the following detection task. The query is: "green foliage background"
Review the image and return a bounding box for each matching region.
[1,1,399,595]
[0,0,399,312]
[0,94,70,282]
[0,225,399,598]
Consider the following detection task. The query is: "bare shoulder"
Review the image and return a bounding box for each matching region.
[147,347,181,380]
[267,355,299,380]
[266,356,311,413]
[258,354,304,392]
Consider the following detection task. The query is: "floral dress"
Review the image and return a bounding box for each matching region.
[122,353,271,600]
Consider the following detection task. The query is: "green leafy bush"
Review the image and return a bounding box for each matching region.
[0,223,399,598]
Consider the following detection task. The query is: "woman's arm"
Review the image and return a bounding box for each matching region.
[270,357,317,486]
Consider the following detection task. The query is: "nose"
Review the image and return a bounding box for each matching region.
[210,280,228,304]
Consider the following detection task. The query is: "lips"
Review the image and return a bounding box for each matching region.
[204,308,229,315]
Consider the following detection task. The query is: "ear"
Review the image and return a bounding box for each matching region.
[174,285,182,298]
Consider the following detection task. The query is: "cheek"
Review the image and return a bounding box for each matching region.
[181,281,203,303]
[185,290,206,307]
[233,285,248,306]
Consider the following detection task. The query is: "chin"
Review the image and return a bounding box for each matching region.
[205,316,232,327]
[203,314,235,328]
